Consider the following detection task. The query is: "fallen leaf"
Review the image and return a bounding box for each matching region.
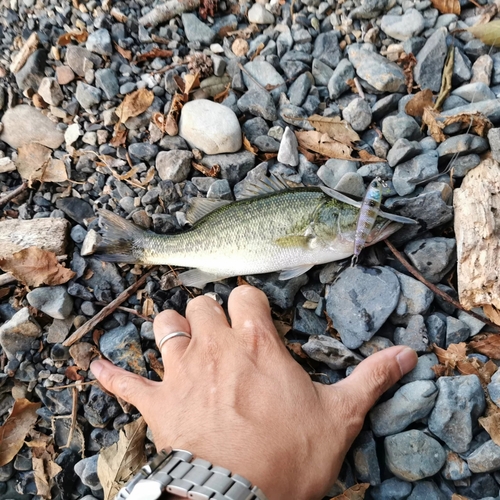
[452,495,471,500]
[435,46,454,111]
[0,247,75,287]
[0,398,41,467]
[184,73,201,94]
[330,483,370,500]
[65,365,84,382]
[110,126,127,148]
[165,93,185,136]
[434,342,467,368]
[98,417,147,500]
[57,30,88,46]
[147,351,164,380]
[142,297,154,317]
[69,342,98,370]
[192,162,220,178]
[472,3,498,26]
[307,115,360,146]
[480,413,500,445]
[243,135,258,155]
[286,341,308,358]
[28,432,61,499]
[405,89,434,117]
[422,107,447,142]
[484,304,500,327]
[114,43,132,61]
[442,111,492,137]
[431,0,460,14]
[0,288,11,300]
[135,48,173,63]
[250,42,265,61]
[16,143,68,184]
[398,52,417,93]
[470,334,500,359]
[357,150,387,163]
[468,20,500,47]
[295,131,354,160]
[115,88,155,125]
[213,83,231,103]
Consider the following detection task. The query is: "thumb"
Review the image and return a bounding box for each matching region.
[90,359,158,410]
[336,346,417,416]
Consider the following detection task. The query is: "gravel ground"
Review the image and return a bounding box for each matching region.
[1,0,500,498]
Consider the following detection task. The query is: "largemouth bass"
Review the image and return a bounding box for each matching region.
[95,176,416,289]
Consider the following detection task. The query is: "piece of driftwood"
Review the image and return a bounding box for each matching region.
[10,32,39,73]
[454,159,500,310]
[0,218,70,258]
[139,0,200,27]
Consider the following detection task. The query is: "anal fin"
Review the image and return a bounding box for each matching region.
[278,264,313,280]
[178,269,231,289]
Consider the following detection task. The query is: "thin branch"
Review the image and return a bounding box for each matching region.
[237,62,267,91]
[64,387,78,449]
[63,267,158,346]
[48,380,97,390]
[385,240,500,330]
[0,182,28,207]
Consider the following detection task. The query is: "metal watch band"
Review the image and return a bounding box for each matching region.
[116,448,269,500]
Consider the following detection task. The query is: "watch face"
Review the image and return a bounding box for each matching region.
[126,479,163,500]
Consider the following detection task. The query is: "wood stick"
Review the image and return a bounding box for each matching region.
[139,0,200,27]
[63,267,158,346]
[385,239,500,330]
[64,387,78,449]
[0,182,28,207]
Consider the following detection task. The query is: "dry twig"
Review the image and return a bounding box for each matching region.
[385,239,500,330]
[63,267,158,346]
[0,182,28,207]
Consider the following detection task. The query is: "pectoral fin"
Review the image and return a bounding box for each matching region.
[320,186,362,208]
[279,265,314,280]
[178,269,231,289]
[378,211,418,225]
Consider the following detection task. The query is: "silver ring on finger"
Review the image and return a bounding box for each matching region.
[158,331,192,351]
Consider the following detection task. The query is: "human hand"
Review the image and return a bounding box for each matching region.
[90,285,417,500]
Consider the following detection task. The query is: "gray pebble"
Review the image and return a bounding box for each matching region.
[393,314,429,353]
[351,431,381,486]
[328,59,355,100]
[342,98,372,132]
[392,152,439,196]
[442,449,471,480]
[26,286,73,320]
[86,29,112,56]
[401,353,438,383]
[302,334,363,369]
[414,27,447,92]
[326,266,400,349]
[370,380,438,436]
[428,375,485,453]
[277,126,299,167]
[237,89,277,121]
[155,150,193,182]
[446,316,470,346]
[387,138,423,167]
[382,114,421,146]
[182,13,216,44]
[467,440,500,473]
[384,429,446,481]
[369,477,412,500]
[317,159,358,189]
[75,82,102,109]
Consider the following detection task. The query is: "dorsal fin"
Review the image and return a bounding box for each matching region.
[320,185,363,208]
[186,198,232,225]
[238,173,297,200]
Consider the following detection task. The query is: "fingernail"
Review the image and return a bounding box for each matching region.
[396,347,418,376]
[90,360,104,377]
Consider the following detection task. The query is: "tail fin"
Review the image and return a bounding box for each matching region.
[94,209,146,263]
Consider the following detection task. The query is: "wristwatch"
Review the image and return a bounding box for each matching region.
[116,447,269,500]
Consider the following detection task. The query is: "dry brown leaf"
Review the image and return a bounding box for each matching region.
[286,341,308,358]
[452,495,471,500]
[192,161,220,177]
[250,42,265,61]
[69,342,98,370]
[165,93,185,136]
[398,52,417,93]
[57,30,88,46]
[0,247,75,287]
[431,0,460,14]
[307,115,360,146]
[330,483,370,500]
[114,43,132,61]
[480,412,500,446]
[468,20,500,47]
[442,112,492,137]
[434,342,467,367]
[472,4,498,26]
[405,89,434,117]
[470,334,500,359]
[65,365,84,381]
[184,72,200,94]
[243,135,258,155]
[115,88,155,125]
[214,83,231,103]
[484,305,500,326]
[357,150,387,163]
[422,107,447,142]
[295,131,353,160]
[110,127,128,148]
[28,433,61,498]
[0,398,41,467]
[147,351,164,380]
[274,320,292,338]
[98,417,147,500]
[142,297,154,317]
[16,143,68,184]
[135,48,173,63]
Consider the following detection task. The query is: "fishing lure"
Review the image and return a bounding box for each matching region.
[352,177,387,266]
